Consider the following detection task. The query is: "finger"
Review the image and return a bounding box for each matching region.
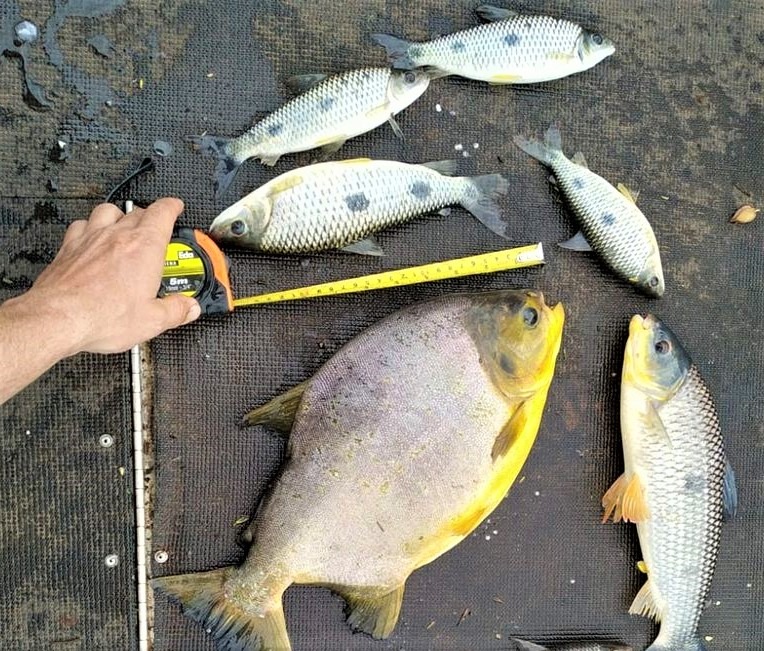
[145,295,201,337]
[87,203,125,230]
[62,219,87,245]
[130,197,184,243]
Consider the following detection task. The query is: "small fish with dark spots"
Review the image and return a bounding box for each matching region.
[209,158,510,254]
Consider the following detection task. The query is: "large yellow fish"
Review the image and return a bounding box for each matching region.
[154,290,564,651]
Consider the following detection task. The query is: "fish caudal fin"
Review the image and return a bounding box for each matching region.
[153,568,291,651]
[243,381,309,433]
[188,134,242,199]
[461,174,510,239]
[513,124,564,166]
[371,33,417,69]
[340,584,405,639]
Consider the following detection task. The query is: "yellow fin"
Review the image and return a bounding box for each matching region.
[340,584,405,639]
[268,173,304,196]
[550,51,575,62]
[449,504,488,537]
[637,560,648,574]
[336,157,373,165]
[617,182,639,204]
[242,381,308,432]
[492,399,531,461]
[489,73,523,84]
[629,579,663,621]
[602,473,650,523]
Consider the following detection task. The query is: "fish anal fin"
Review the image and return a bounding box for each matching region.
[243,380,309,432]
[340,584,405,639]
[629,578,663,622]
[153,568,292,650]
[285,73,328,94]
[558,230,592,252]
[314,139,347,160]
[342,236,384,256]
[259,154,281,167]
[601,473,650,523]
[617,182,639,204]
[421,159,458,175]
[488,73,523,84]
[492,399,531,461]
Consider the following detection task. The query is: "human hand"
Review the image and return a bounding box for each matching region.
[24,197,200,355]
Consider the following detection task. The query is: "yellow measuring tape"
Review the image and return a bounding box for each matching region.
[232,242,544,308]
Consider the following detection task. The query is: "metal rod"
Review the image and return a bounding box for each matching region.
[126,199,150,651]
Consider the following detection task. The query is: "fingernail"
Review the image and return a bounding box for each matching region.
[183,300,202,324]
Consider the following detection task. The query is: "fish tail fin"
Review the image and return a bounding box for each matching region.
[153,568,291,651]
[461,173,510,239]
[513,123,563,165]
[188,134,242,198]
[371,33,417,69]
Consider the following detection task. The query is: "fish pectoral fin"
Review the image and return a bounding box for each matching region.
[243,380,309,433]
[723,458,738,520]
[549,51,576,62]
[629,578,663,622]
[285,73,328,94]
[570,151,590,169]
[617,182,639,204]
[491,399,532,461]
[340,584,405,639]
[153,568,292,650]
[646,401,673,447]
[601,473,650,523]
[388,116,404,140]
[342,236,384,256]
[558,230,593,252]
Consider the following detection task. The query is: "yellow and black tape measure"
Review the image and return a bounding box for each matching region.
[160,232,545,317]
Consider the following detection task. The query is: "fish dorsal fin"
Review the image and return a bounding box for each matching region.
[723,458,738,520]
[340,584,406,639]
[601,472,650,523]
[492,399,531,461]
[629,578,664,622]
[342,236,384,256]
[571,151,589,168]
[558,230,592,252]
[421,159,458,175]
[617,182,639,204]
[285,73,328,94]
[242,380,309,433]
[476,5,519,22]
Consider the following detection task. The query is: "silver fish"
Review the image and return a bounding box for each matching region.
[513,639,632,651]
[514,125,665,297]
[192,67,431,197]
[603,315,737,651]
[373,5,614,84]
[209,158,509,254]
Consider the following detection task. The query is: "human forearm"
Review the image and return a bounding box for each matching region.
[0,292,80,405]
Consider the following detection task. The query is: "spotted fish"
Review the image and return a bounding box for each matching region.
[373,5,614,84]
[603,315,737,651]
[191,67,431,197]
[154,290,565,651]
[208,158,509,254]
[514,124,665,297]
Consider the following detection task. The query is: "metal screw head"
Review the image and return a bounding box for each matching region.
[99,434,114,448]
[154,550,169,564]
[104,554,119,568]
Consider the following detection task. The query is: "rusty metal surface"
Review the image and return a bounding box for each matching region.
[1,0,763,650]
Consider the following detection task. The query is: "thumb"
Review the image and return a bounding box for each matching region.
[150,295,201,333]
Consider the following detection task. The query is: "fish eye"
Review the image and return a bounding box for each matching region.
[522,306,539,328]
[403,71,417,84]
[230,219,246,236]
[654,340,671,355]
[592,33,603,45]
[649,276,660,287]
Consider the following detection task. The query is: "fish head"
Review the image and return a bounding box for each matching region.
[208,195,271,248]
[635,258,665,298]
[577,30,616,67]
[386,69,431,113]
[624,314,691,401]
[469,290,565,398]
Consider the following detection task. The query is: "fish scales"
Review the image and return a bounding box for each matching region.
[261,164,464,252]
[416,15,583,78]
[630,365,725,646]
